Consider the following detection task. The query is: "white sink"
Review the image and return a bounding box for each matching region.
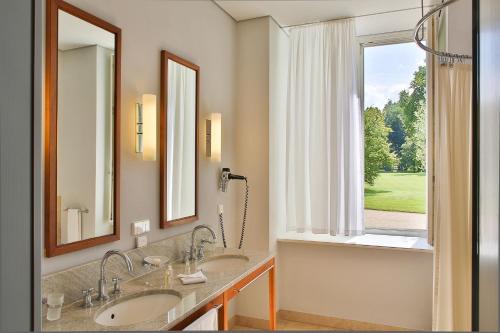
[95,290,181,327]
[198,255,249,273]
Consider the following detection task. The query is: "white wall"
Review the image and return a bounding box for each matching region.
[43,0,238,274]
[269,19,289,254]
[446,0,472,56]
[279,242,433,330]
[94,45,114,236]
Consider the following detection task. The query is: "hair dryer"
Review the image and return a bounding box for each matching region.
[219,167,246,192]
[218,167,249,249]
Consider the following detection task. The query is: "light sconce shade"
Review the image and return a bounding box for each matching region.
[206,113,221,162]
[135,94,157,161]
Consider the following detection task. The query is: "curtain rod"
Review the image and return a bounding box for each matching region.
[282,5,435,29]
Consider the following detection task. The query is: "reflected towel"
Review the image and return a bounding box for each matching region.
[65,209,81,243]
[178,270,207,285]
[183,308,218,330]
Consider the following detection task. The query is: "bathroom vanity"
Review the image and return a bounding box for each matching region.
[41,1,274,330]
[42,248,275,331]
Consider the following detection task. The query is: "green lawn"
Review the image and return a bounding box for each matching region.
[364,172,426,214]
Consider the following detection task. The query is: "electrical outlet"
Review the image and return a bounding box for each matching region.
[136,234,148,248]
[132,220,150,235]
[218,204,224,215]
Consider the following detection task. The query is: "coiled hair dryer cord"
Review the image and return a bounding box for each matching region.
[238,179,249,249]
[219,179,249,249]
[219,212,227,248]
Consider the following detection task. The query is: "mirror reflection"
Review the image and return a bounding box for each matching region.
[57,9,116,245]
[166,59,197,221]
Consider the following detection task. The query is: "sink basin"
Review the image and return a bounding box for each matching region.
[198,255,249,273]
[95,290,181,327]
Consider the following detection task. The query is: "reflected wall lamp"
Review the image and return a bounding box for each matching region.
[206,113,221,162]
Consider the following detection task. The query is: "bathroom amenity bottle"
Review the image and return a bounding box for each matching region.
[184,252,191,275]
[164,264,174,288]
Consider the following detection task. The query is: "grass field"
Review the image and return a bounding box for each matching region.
[364,172,426,214]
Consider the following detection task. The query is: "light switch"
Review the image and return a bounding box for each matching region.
[132,220,150,235]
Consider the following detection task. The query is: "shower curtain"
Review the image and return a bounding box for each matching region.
[286,19,363,236]
[431,63,472,331]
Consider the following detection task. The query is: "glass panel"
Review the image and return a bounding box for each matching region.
[166,59,196,221]
[56,9,115,245]
[363,41,427,235]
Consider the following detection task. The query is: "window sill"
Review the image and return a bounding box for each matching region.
[277,231,433,253]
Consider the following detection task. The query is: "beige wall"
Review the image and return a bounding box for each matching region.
[278,242,433,330]
[234,16,290,321]
[234,17,270,252]
[232,17,270,320]
[43,0,238,274]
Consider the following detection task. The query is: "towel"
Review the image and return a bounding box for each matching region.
[183,308,218,330]
[65,209,81,243]
[178,270,207,285]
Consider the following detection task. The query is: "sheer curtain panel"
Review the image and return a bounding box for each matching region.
[286,19,363,236]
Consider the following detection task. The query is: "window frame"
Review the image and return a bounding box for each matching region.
[358,30,429,239]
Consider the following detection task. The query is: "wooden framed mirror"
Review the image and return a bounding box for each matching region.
[160,51,199,228]
[45,0,121,256]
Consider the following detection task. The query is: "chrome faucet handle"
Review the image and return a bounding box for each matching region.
[112,277,122,295]
[81,288,94,308]
[197,244,206,260]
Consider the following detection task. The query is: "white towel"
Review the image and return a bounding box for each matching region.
[66,209,81,243]
[178,270,207,285]
[183,308,218,330]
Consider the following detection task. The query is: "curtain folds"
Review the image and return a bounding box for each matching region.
[286,19,363,236]
[431,63,472,331]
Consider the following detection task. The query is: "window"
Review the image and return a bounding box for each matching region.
[362,37,428,238]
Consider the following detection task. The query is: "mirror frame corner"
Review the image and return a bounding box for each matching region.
[159,50,200,229]
[44,0,122,257]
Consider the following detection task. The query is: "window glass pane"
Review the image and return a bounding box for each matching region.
[363,42,427,235]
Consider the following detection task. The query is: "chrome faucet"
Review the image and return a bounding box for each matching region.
[189,225,216,261]
[97,250,134,301]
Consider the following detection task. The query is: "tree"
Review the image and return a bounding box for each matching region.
[400,105,426,172]
[401,66,426,138]
[364,107,398,185]
[399,66,426,172]
[383,100,406,162]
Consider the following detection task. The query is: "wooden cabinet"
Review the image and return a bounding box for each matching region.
[172,257,276,330]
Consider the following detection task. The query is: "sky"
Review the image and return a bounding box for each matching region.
[364,42,426,110]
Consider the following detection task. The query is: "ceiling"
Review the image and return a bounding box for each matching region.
[58,10,115,51]
[215,0,442,35]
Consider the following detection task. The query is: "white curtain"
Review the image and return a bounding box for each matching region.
[286,19,364,236]
[167,60,196,220]
[432,63,472,331]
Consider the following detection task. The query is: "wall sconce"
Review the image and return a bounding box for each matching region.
[206,113,221,162]
[135,94,157,161]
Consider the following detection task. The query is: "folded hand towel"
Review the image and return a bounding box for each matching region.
[183,308,218,330]
[177,270,207,285]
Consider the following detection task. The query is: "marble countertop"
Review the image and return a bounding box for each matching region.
[43,248,274,331]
